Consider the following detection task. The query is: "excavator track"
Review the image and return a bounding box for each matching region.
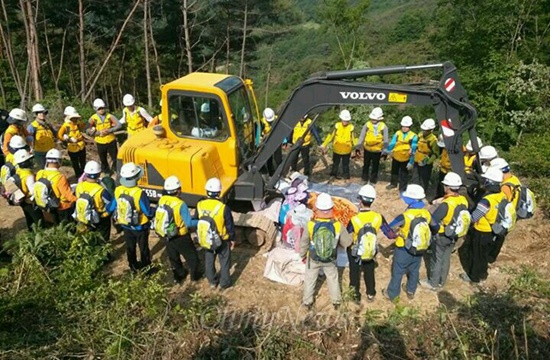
[232,211,278,251]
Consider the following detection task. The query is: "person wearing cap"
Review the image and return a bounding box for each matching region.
[355,107,388,184]
[383,184,439,301]
[28,104,56,170]
[463,136,483,174]
[413,119,439,191]
[386,116,418,192]
[321,110,356,179]
[261,107,283,176]
[58,109,87,178]
[435,134,451,199]
[12,149,43,230]
[196,177,235,289]
[460,167,505,284]
[300,192,352,310]
[420,172,468,290]
[1,135,29,186]
[288,115,323,176]
[34,148,77,224]
[109,162,153,272]
[478,146,498,173]
[88,98,121,175]
[120,94,153,137]
[2,108,31,157]
[74,160,114,244]
[347,185,395,303]
[156,175,201,284]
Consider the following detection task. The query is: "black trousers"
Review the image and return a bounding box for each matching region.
[205,240,232,289]
[390,159,409,192]
[290,146,312,176]
[96,140,118,174]
[467,229,494,282]
[488,234,506,264]
[415,163,433,191]
[347,248,376,298]
[266,146,283,176]
[123,227,151,271]
[68,149,87,179]
[330,153,351,178]
[165,234,201,281]
[362,150,382,183]
[20,203,43,230]
[435,170,447,200]
[94,215,112,243]
[46,206,75,225]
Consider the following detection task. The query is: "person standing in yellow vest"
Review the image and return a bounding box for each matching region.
[261,108,282,176]
[155,176,201,284]
[2,108,31,157]
[88,98,121,175]
[12,149,43,230]
[58,109,87,178]
[463,136,483,174]
[435,134,451,199]
[28,104,57,170]
[413,119,439,191]
[120,94,153,137]
[355,107,388,184]
[386,116,418,192]
[321,110,356,179]
[287,115,323,176]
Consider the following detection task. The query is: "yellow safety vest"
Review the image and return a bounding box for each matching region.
[114,185,149,225]
[197,198,228,240]
[261,116,277,138]
[363,121,386,152]
[35,169,63,202]
[158,194,188,236]
[414,132,437,164]
[58,121,86,153]
[293,119,313,146]
[307,218,342,241]
[30,120,55,153]
[439,148,451,173]
[76,181,108,217]
[474,192,505,232]
[464,154,476,174]
[90,113,116,144]
[395,208,432,248]
[2,125,28,155]
[350,211,382,243]
[438,194,469,233]
[392,130,416,162]
[326,122,355,155]
[502,174,521,208]
[124,106,146,136]
[15,167,33,201]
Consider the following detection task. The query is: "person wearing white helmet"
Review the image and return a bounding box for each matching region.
[2,108,31,157]
[58,110,87,177]
[300,192,352,311]
[34,148,77,225]
[383,184,438,301]
[479,145,498,174]
[196,177,235,289]
[321,109,356,179]
[460,167,507,284]
[28,103,56,169]
[154,175,201,284]
[435,134,452,199]
[88,98,121,175]
[464,136,483,174]
[288,114,323,176]
[420,172,469,291]
[0,135,29,186]
[120,93,153,137]
[346,185,395,303]
[112,162,153,272]
[355,107,388,184]
[413,119,439,192]
[386,116,418,192]
[10,149,43,230]
[261,107,282,176]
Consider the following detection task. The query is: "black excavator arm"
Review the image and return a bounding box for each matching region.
[233,61,480,202]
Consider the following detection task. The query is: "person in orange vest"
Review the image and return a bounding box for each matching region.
[28,104,57,170]
[355,107,388,184]
[120,94,153,137]
[386,116,418,192]
[2,108,31,157]
[287,115,323,176]
[58,108,87,178]
[88,98,121,175]
[413,119,439,191]
[321,110,356,179]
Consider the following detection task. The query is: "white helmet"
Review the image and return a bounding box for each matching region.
[482,167,503,183]
[84,161,102,175]
[400,116,413,127]
[13,149,33,165]
[490,157,509,170]
[402,184,425,200]
[201,102,210,113]
[32,103,47,113]
[120,162,142,179]
[46,148,62,161]
[465,137,483,152]
[123,94,135,107]
[263,108,275,122]
[205,177,222,193]
[93,98,106,110]
[164,175,181,192]
[369,107,384,121]
[421,118,436,131]
[479,145,498,160]
[358,184,376,200]
[339,109,351,122]
[64,106,77,116]
[8,108,27,122]
[437,134,445,147]
[315,192,334,211]
[441,172,462,188]
[9,135,26,150]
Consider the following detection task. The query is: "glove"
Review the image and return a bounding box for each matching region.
[70,137,78,143]
[406,163,414,171]
[63,134,69,141]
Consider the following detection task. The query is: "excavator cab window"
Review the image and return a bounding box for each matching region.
[167,92,229,141]
[227,86,257,161]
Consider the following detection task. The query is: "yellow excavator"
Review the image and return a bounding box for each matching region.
[117,62,481,247]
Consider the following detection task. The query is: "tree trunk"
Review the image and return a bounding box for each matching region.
[225,23,230,74]
[20,0,42,101]
[182,0,193,73]
[143,0,152,107]
[0,0,24,99]
[148,4,162,85]
[239,0,248,78]
[78,0,86,102]
[264,46,273,108]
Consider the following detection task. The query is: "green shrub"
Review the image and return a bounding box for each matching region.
[506,134,550,179]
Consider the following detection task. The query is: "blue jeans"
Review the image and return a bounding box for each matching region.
[387,247,422,300]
